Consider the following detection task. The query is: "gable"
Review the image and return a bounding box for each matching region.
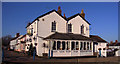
[67,13,91,25]
[26,9,67,28]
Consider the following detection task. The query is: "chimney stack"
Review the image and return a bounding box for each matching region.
[57,6,62,14]
[80,9,85,18]
[16,33,20,37]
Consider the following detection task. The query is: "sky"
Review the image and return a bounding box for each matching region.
[2,2,118,42]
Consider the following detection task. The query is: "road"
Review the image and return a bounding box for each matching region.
[2,49,120,64]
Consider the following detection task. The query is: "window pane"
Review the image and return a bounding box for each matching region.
[57,41,60,50]
[90,43,92,50]
[67,41,70,50]
[80,42,83,50]
[51,21,56,32]
[81,25,84,34]
[87,42,89,50]
[68,24,72,33]
[76,42,79,50]
[71,42,75,50]
[84,42,86,50]
[53,41,56,50]
[62,41,65,50]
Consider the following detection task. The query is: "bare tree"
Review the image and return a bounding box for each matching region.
[1,35,13,47]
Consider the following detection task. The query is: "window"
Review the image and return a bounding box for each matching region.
[68,23,72,33]
[66,41,70,50]
[30,28,33,36]
[51,21,56,32]
[27,47,29,49]
[103,48,106,50]
[87,42,89,50]
[57,41,61,50]
[53,41,56,50]
[62,41,65,50]
[71,41,75,50]
[84,42,86,50]
[81,24,84,35]
[76,42,79,50]
[90,42,92,50]
[29,38,32,42]
[80,42,83,50]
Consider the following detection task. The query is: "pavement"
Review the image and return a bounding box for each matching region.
[2,49,120,64]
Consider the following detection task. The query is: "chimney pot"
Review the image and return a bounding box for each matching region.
[57,6,62,14]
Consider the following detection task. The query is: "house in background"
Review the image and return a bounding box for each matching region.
[10,33,22,51]
[17,34,26,52]
[25,6,107,57]
[10,33,27,52]
[108,40,120,49]
[107,40,120,56]
[90,35,107,57]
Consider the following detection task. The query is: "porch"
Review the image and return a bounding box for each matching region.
[43,32,94,57]
[49,40,93,57]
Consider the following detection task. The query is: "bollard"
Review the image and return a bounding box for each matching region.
[2,48,4,62]
[48,49,50,59]
[33,47,36,61]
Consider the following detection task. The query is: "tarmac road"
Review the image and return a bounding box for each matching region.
[2,49,120,64]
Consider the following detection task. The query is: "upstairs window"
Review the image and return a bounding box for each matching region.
[51,21,56,32]
[68,23,72,33]
[81,24,84,35]
[31,28,33,34]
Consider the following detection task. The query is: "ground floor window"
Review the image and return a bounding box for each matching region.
[53,41,56,50]
[87,42,89,50]
[66,41,70,50]
[52,41,92,51]
[57,41,61,50]
[84,42,86,50]
[80,42,83,50]
[62,41,65,50]
[76,42,79,50]
[90,42,92,50]
[71,41,75,50]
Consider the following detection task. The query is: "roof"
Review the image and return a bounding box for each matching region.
[26,9,90,28]
[26,9,68,28]
[90,35,107,43]
[109,42,120,46]
[10,36,20,41]
[18,34,26,39]
[44,32,94,41]
[67,13,91,25]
